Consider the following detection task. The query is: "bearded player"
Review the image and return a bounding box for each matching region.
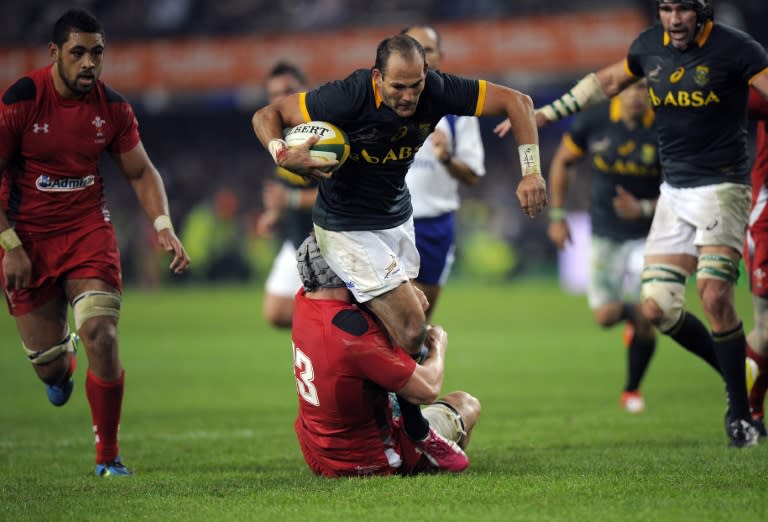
[0,9,190,476]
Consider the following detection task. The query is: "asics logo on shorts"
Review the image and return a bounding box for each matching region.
[36,175,95,192]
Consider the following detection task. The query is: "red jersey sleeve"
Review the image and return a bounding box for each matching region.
[108,101,140,155]
[749,88,768,120]
[0,79,33,162]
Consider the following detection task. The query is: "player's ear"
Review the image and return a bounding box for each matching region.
[48,42,58,61]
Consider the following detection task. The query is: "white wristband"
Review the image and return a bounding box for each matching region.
[518,144,542,177]
[0,227,21,251]
[268,139,289,165]
[153,214,173,232]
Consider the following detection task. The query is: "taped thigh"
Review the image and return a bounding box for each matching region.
[24,332,76,365]
[641,264,688,332]
[697,254,739,283]
[72,291,121,330]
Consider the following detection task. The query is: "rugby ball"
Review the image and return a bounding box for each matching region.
[284,121,350,172]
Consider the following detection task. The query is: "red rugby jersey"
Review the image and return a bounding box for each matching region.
[291,289,417,476]
[749,88,768,208]
[0,64,140,234]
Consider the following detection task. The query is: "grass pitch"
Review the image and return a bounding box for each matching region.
[1,279,767,521]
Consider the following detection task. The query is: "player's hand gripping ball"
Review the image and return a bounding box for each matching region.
[284,121,350,172]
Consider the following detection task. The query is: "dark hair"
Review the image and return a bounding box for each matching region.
[657,0,714,25]
[399,24,442,50]
[52,9,104,47]
[373,34,426,75]
[268,61,307,85]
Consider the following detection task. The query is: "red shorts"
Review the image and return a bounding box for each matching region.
[295,418,434,478]
[745,223,768,298]
[0,221,122,316]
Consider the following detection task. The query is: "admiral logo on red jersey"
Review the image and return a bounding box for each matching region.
[35,175,96,192]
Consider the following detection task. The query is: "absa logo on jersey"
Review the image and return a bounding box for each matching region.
[36,175,96,192]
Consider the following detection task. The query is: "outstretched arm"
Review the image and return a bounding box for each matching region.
[494,60,638,135]
[539,60,637,126]
[479,82,547,218]
[112,143,190,274]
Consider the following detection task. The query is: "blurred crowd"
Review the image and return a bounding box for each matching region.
[1,1,649,44]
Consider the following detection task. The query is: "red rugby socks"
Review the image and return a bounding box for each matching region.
[86,369,125,463]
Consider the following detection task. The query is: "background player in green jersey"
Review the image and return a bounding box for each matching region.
[543,81,660,413]
[256,62,317,329]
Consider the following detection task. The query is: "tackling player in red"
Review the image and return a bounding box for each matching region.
[291,234,480,477]
[746,87,768,436]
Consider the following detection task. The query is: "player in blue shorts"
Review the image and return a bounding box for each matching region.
[402,24,486,320]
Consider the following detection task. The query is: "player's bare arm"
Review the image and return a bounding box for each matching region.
[547,139,581,250]
[480,82,547,218]
[396,325,447,405]
[112,142,190,274]
[252,94,336,180]
[431,129,480,186]
[0,157,33,290]
[494,60,638,137]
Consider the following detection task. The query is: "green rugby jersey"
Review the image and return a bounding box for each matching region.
[301,69,483,231]
[626,21,768,188]
[566,98,660,241]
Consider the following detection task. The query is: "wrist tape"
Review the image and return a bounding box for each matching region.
[539,73,608,121]
[518,144,542,177]
[153,214,173,232]
[0,228,21,251]
[269,139,289,166]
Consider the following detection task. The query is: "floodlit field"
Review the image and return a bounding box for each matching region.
[1,280,767,521]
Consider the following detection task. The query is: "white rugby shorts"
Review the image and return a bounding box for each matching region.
[313,220,420,303]
[645,182,751,257]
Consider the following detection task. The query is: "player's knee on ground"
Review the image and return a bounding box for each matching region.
[640,264,688,333]
[23,332,77,366]
[73,291,121,330]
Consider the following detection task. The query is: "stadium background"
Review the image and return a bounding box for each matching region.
[1,0,766,287]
